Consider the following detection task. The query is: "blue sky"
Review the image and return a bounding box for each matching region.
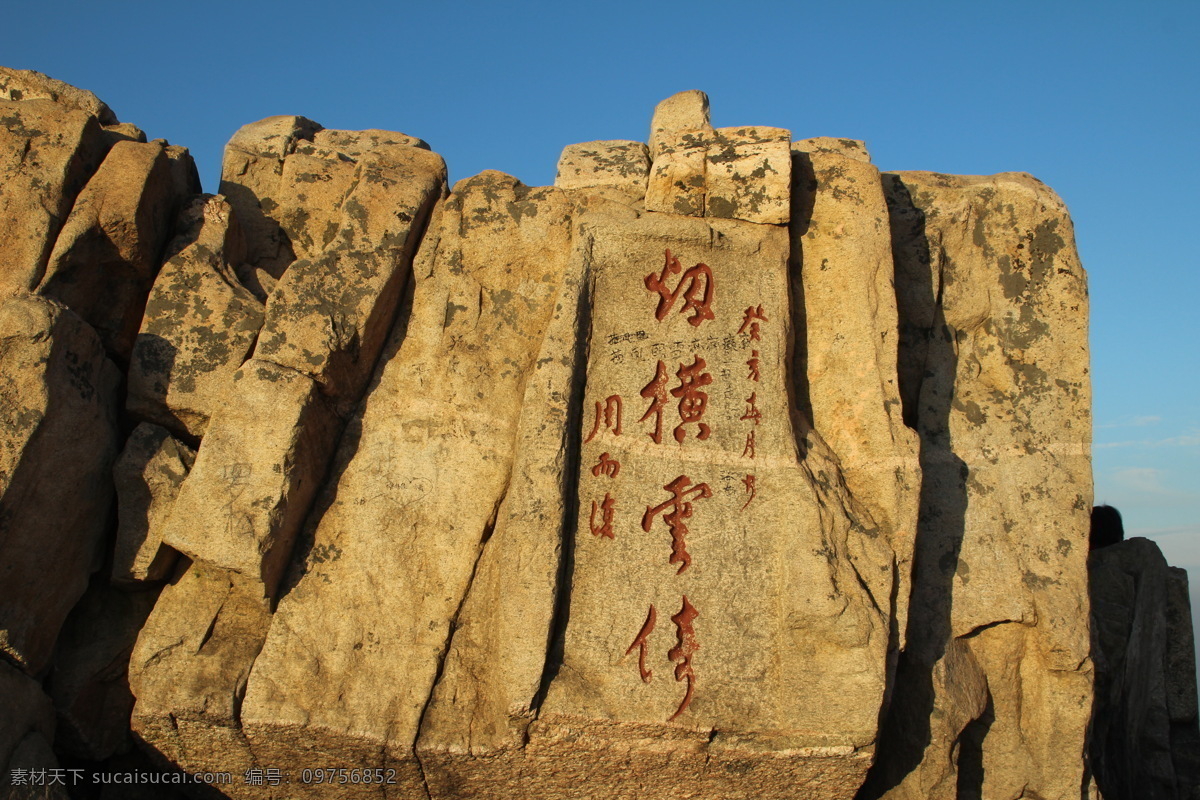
[8,1,1197,662]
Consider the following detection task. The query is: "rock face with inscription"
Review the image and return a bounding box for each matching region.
[2,71,1196,800]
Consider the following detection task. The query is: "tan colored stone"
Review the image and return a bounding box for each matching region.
[252,133,446,401]
[126,195,264,439]
[704,126,791,224]
[239,172,577,797]
[49,579,160,760]
[646,121,791,225]
[37,140,189,360]
[555,140,649,198]
[103,122,146,145]
[0,67,117,124]
[160,359,339,597]
[129,561,270,780]
[0,99,108,292]
[126,197,262,441]
[872,171,1092,800]
[112,422,194,584]
[219,115,322,281]
[0,295,120,674]
[859,640,988,800]
[649,90,711,159]
[790,145,920,649]
[529,211,893,800]
[794,136,872,164]
[417,191,590,776]
[644,132,708,218]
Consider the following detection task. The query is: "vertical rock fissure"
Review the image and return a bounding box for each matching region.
[411,490,507,782]
[531,251,593,715]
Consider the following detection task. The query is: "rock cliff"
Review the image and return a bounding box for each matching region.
[0,69,1196,800]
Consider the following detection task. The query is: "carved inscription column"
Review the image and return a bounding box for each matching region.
[541,214,819,738]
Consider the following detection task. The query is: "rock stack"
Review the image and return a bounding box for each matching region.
[0,69,1195,799]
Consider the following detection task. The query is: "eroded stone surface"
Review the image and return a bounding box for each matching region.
[646,125,791,225]
[0,97,108,293]
[160,359,339,597]
[0,67,117,124]
[868,171,1093,800]
[790,142,920,650]
[251,132,445,401]
[239,172,576,797]
[649,90,711,160]
[219,115,322,282]
[126,194,264,439]
[555,140,650,198]
[794,136,872,164]
[112,422,194,584]
[129,561,271,780]
[38,140,192,361]
[0,294,120,674]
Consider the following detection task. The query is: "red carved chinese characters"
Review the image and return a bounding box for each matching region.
[671,356,712,443]
[589,452,621,540]
[642,475,712,574]
[625,605,657,683]
[585,395,623,443]
[747,349,760,382]
[738,305,768,341]
[742,430,756,459]
[591,452,621,479]
[590,494,615,539]
[740,392,761,426]
[741,474,757,510]
[667,596,699,721]
[645,249,715,327]
[639,361,670,444]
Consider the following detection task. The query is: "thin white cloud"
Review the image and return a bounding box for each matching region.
[1096,415,1162,430]
[1110,467,1173,496]
[1095,427,1200,449]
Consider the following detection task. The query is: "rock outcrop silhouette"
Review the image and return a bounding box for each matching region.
[0,68,1196,800]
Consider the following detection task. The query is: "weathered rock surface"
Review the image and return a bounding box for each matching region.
[645,93,791,225]
[160,358,339,597]
[148,121,446,602]
[218,115,323,284]
[555,140,650,197]
[0,96,108,293]
[0,67,117,125]
[865,171,1094,800]
[129,561,271,780]
[790,140,920,650]
[126,194,264,439]
[250,131,445,402]
[239,171,577,796]
[112,422,194,584]
[0,294,120,674]
[37,139,196,361]
[3,71,1197,800]
[1090,538,1200,800]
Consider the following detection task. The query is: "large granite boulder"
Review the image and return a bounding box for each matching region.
[862,171,1094,800]
[1090,537,1200,800]
[0,295,120,674]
